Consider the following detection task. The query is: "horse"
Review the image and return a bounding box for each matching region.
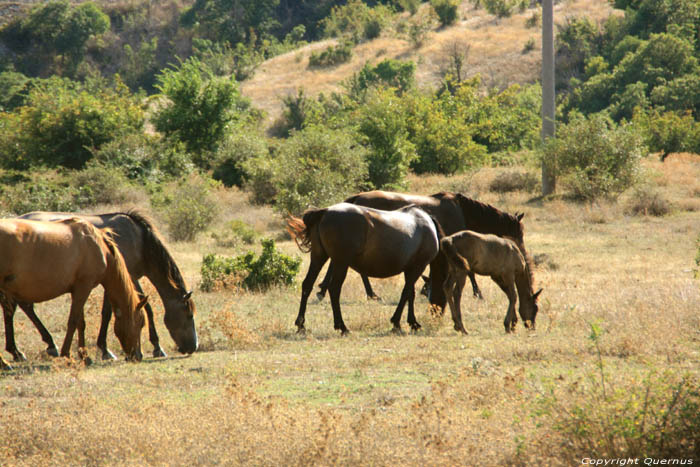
[440,230,542,334]
[287,203,444,335]
[2,210,197,363]
[0,218,148,367]
[317,190,527,306]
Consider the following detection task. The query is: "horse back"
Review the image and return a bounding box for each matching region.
[445,230,524,278]
[0,219,108,303]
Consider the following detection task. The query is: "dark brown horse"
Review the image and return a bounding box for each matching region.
[0,218,148,367]
[317,190,527,305]
[441,230,542,334]
[287,203,444,334]
[2,210,197,363]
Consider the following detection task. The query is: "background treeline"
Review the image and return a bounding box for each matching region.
[0,0,698,237]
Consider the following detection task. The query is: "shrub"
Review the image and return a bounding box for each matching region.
[278,88,324,135]
[157,176,220,242]
[358,90,416,189]
[633,110,700,157]
[264,125,368,215]
[0,174,80,214]
[212,128,269,187]
[346,59,416,100]
[211,220,258,248]
[308,41,353,68]
[431,0,460,27]
[489,170,539,193]
[482,0,517,18]
[0,77,144,170]
[624,183,672,216]
[320,0,393,43]
[71,163,136,206]
[200,239,300,292]
[541,114,646,200]
[153,57,251,164]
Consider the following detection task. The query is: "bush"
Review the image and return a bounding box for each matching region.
[482,0,517,18]
[624,183,672,216]
[156,176,220,242]
[211,220,258,248]
[541,114,646,200]
[71,163,136,206]
[262,125,368,215]
[320,0,393,43]
[431,0,460,27]
[0,77,144,170]
[346,59,416,100]
[200,239,301,292]
[0,173,80,214]
[153,57,251,164]
[212,128,269,187]
[633,110,700,157]
[308,41,353,68]
[489,170,539,193]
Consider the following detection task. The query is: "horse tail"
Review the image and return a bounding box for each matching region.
[428,215,445,242]
[286,208,326,253]
[440,237,470,273]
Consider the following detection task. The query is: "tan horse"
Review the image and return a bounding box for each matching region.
[0,218,147,367]
[441,230,542,334]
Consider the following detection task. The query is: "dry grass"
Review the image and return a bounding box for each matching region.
[2,156,700,464]
[241,0,615,126]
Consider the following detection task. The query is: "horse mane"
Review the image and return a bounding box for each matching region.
[101,228,141,311]
[504,235,536,293]
[451,193,525,241]
[124,209,188,292]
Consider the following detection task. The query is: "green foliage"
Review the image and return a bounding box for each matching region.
[278,88,324,135]
[320,0,393,43]
[430,0,459,26]
[153,58,251,164]
[212,128,269,187]
[0,76,144,170]
[192,39,265,82]
[200,239,300,292]
[541,114,646,200]
[308,41,353,68]
[346,59,416,100]
[489,170,540,193]
[402,92,487,174]
[0,71,32,111]
[211,219,259,248]
[358,90,416,189]
[71,163,136,206]
[155,176,220,242]
[482,0,517,19]
[632,110,700,156]
[0,172,82,214]
[253,125,368,215]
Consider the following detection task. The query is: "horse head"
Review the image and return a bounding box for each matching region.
[113,295,148,361]
[522,288,542,330]
[163,290,198,354]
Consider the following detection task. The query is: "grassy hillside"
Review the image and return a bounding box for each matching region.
[1,154,699,464]
[242,0,615,124]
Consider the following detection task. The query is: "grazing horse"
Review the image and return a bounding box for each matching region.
[317,190,527,304]
[0,218,147,367]
[2,210,197,363]
[441,230,542,334]
[287,203,444,334]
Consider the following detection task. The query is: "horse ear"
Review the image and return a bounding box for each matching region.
[137,295,149,310]
[421,275,429,283]
[533,288,543,301]
[183,291,193,301]
[516,212,525,221]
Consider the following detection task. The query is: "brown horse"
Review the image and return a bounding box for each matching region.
[288,203,444,334]
[0,218,147,367]
[2,210,197,363]
[317,190,527,304]
[441,230,542,334]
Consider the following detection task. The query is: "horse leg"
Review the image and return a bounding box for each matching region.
[2,296,24,361]
[361,275,381,301]
[316,262,332,301]
[450,272,469,335]
[60,289,90,360]
[402,268,424,331]
[296,253,329,333]
[96,295,117,360]
[0,354,11,371]
[468,271,484,300]
[328,264,349,334]
[133,280,166,358]
[493,277,518,333]
[19,302,59,358]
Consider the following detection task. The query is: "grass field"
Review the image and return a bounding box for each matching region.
[1,155,699,465]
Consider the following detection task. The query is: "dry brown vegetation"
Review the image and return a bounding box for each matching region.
[1,154,699,465]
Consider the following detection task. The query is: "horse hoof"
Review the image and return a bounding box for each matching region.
[101,349,118,361]
[296,327,306,335]
[84,357,94,367]
[12,350,27,362]
[410,323,422,332]
[316,292,325,302]
[153,348,167,358]
[1,361,12,371]
[391,327,404,336]
[369,295,382,302]
[340,329,350,336]
[46,347,59,358]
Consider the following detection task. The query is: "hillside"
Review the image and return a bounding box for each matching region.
[242,0,615,124]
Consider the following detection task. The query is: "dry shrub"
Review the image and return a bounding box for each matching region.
[211,304,261,349]
[488,170,539,193]
[625,184,672,216]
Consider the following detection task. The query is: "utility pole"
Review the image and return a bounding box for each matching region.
[541,0,556,195]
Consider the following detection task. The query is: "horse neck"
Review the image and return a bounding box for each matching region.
[144,265,186,305]
[103,251,138,314]
[513,259,535,308]
[460,197,522,240]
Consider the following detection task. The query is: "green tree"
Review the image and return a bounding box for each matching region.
[153,58,250,165]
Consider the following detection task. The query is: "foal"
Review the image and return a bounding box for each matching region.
[441,230,542,334]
